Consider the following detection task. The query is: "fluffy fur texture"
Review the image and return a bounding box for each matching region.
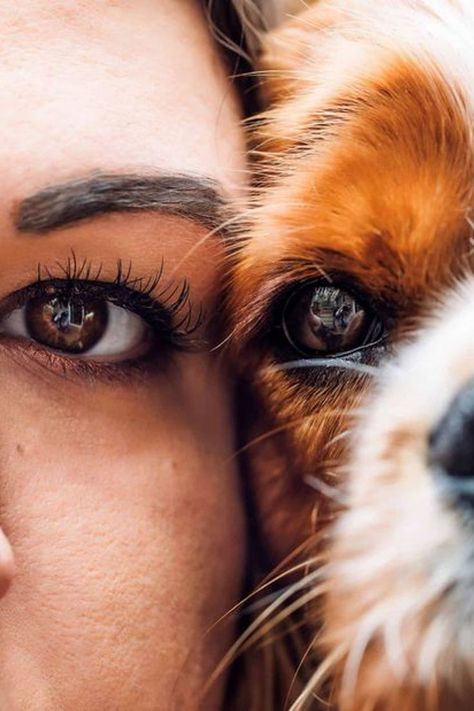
[229,1,474,708]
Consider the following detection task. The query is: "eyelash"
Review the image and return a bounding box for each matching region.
[0,255,204,380]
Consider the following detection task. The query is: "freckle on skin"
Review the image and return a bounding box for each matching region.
[16,444,24,455]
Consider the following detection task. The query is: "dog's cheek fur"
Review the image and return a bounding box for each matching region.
[238,366,363,562]
[322,283,474,710]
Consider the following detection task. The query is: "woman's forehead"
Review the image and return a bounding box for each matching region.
[0,0,246,204]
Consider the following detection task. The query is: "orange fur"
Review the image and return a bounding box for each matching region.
[229,1,474,708]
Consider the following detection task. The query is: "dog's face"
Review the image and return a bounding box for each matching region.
[230,1,474,708]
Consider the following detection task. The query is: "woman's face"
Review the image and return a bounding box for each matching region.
[0,1,246,708]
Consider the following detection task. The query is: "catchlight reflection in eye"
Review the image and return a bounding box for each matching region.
[282,283,385,357]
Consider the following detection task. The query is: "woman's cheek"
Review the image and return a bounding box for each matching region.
[0,354,244,710]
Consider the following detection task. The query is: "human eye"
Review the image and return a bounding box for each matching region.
[0,257,202,379]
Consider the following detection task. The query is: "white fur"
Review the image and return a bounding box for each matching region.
[331,278,474,694]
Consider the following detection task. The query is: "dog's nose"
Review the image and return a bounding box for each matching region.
[429,379,474,506]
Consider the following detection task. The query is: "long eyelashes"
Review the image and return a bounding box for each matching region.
[0,252,207,384]
[31,252,205,350]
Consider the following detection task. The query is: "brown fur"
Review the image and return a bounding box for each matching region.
[229,1,474,708]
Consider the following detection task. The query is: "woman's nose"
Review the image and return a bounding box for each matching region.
[0,528,15,597]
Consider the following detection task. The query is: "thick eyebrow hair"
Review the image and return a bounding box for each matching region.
[16,173,228,234]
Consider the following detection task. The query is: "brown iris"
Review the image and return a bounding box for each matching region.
[282,283,383,356]
[25,292,109,354]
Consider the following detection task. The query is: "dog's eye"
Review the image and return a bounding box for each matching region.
[282,283,385,357]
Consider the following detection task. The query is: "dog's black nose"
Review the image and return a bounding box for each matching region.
[429,379,474,506]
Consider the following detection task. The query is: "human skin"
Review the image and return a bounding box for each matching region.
[0,1,246,709]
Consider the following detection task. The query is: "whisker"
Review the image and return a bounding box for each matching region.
[304,475,347,505]
[289,644,346,711]
[261,546,326,592]
[229,408,358,463]
[254,617,309,653]
[284,632,321,711]
[226,415,328,462]
[321,428,352,452]
[208,557,323,635]
[240,583,328,655]
[274,358,378,377]
[203,568,325,697]
[243,577,319,614]
[167,210,241,279]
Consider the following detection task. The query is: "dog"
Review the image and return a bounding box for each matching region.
[229,1,474,708]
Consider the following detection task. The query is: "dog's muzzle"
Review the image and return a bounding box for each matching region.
[429,377,474,509]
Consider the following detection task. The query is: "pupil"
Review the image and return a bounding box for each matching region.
[309,288,363,342]
[25,294,109,354]
[286,285,370,355]
[53,301,84,332]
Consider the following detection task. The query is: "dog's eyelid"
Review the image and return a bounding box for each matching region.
[233,254,398,351]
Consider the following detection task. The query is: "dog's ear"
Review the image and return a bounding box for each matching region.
[259,1,346,103]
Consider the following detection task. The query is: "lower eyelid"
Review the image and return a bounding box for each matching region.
[0,334,174,385]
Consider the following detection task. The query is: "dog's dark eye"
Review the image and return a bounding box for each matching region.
[282,283,385,357]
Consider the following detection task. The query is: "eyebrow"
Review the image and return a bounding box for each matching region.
[16,173,228,234]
